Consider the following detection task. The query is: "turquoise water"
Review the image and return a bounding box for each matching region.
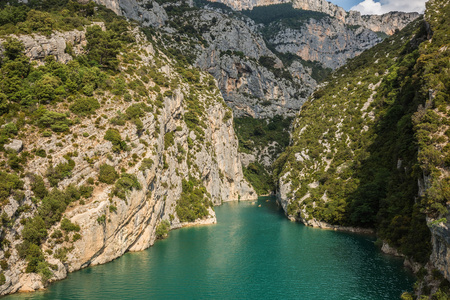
[7,197,414,299]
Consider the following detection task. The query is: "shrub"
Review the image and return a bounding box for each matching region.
[0,171,23,203]
[139,158,154,171]
[69,97,100,116]
[38,110,71,132]
[113,173,141,200]
[104,128,127,152]
[98,164,118,184]
[60,218,80,232]
[155,220,170,239]
[175,178,211,222]
[46,159,75,187]
[35,149,46,157]
[31,175,47,199]
[164,131,175,148]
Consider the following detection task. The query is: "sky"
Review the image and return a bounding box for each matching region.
[328,0,427,14]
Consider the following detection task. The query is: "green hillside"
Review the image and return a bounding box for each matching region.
[275,1,449,292]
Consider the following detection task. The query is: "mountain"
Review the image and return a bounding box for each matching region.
[274,0,450,297]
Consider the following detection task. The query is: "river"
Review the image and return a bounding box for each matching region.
[6,197,414,299]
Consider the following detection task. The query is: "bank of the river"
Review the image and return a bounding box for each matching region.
[5,197,414,300]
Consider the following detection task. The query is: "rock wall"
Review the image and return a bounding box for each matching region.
[91,0,168,27]
[205,0,420,35]
[268,17,382,69]
[428,207,450,280]
[190,9,315,118]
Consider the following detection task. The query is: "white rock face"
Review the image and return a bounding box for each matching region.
[269,17,382,69]
[92,0,168,27]
[4,140,23,153]
[0,30,86,65]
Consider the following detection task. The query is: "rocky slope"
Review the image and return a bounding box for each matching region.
[0,6,255,295]
[275,0,450,297]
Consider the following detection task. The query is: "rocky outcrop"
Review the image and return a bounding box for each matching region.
[268,16,382,69]
[4,140,23,153]
[292,0,420,35]
[293,0,346,21]
[208,0,289,11]
[0,29,86,65]
[429,216,450,282]
[0,26,255,296]
[91,0,168,27]
[347,11,421,36]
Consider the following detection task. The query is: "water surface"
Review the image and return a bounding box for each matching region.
[7,197,414,299]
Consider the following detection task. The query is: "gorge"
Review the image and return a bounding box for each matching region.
[0,0,448,299]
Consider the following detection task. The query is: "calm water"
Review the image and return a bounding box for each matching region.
[7,197,414,300]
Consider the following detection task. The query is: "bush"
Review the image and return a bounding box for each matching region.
[0,171,23,203]
[69,97,100,116]
[104,128,127,152]
[176,178,211,222]
[155,220,170,239]
[139,158,154,171]
[98,164,118,184]
[38,110,71,132]
[60,218,80,232]
[46,159,75,187]
[113,173,141,200]
[164,131,175,148]
[31,175,47,199]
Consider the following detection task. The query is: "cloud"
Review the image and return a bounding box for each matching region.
[350,0,426,15]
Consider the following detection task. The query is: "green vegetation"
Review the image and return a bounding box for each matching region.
[276,5,450,295]
[17,184,92,277]
[98,164,119,184]
[234,116,292,195]
[176,178,212,222]
[155,220,170,239]
[242,162,274,195]
[241,3,327,27]
[46,159,75,187]
[60,217,80,232]
[104,128,127,152]
[234,116,292,155]
[139,158,154,171]
[113,173,141,200]
[69,97,100,116]
[0,171,23,203]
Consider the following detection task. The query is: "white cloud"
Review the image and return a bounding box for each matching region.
[350,0,426,15]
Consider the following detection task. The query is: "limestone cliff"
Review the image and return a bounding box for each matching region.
[268,16,382,69]
[0,20,255,295]
[206,0,420,35]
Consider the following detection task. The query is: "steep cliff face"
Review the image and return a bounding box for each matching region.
[162,6,315,118]
[0,10,255,295]
[268,16,381,69]
[206,0,420,35]
[91,0,168,27]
